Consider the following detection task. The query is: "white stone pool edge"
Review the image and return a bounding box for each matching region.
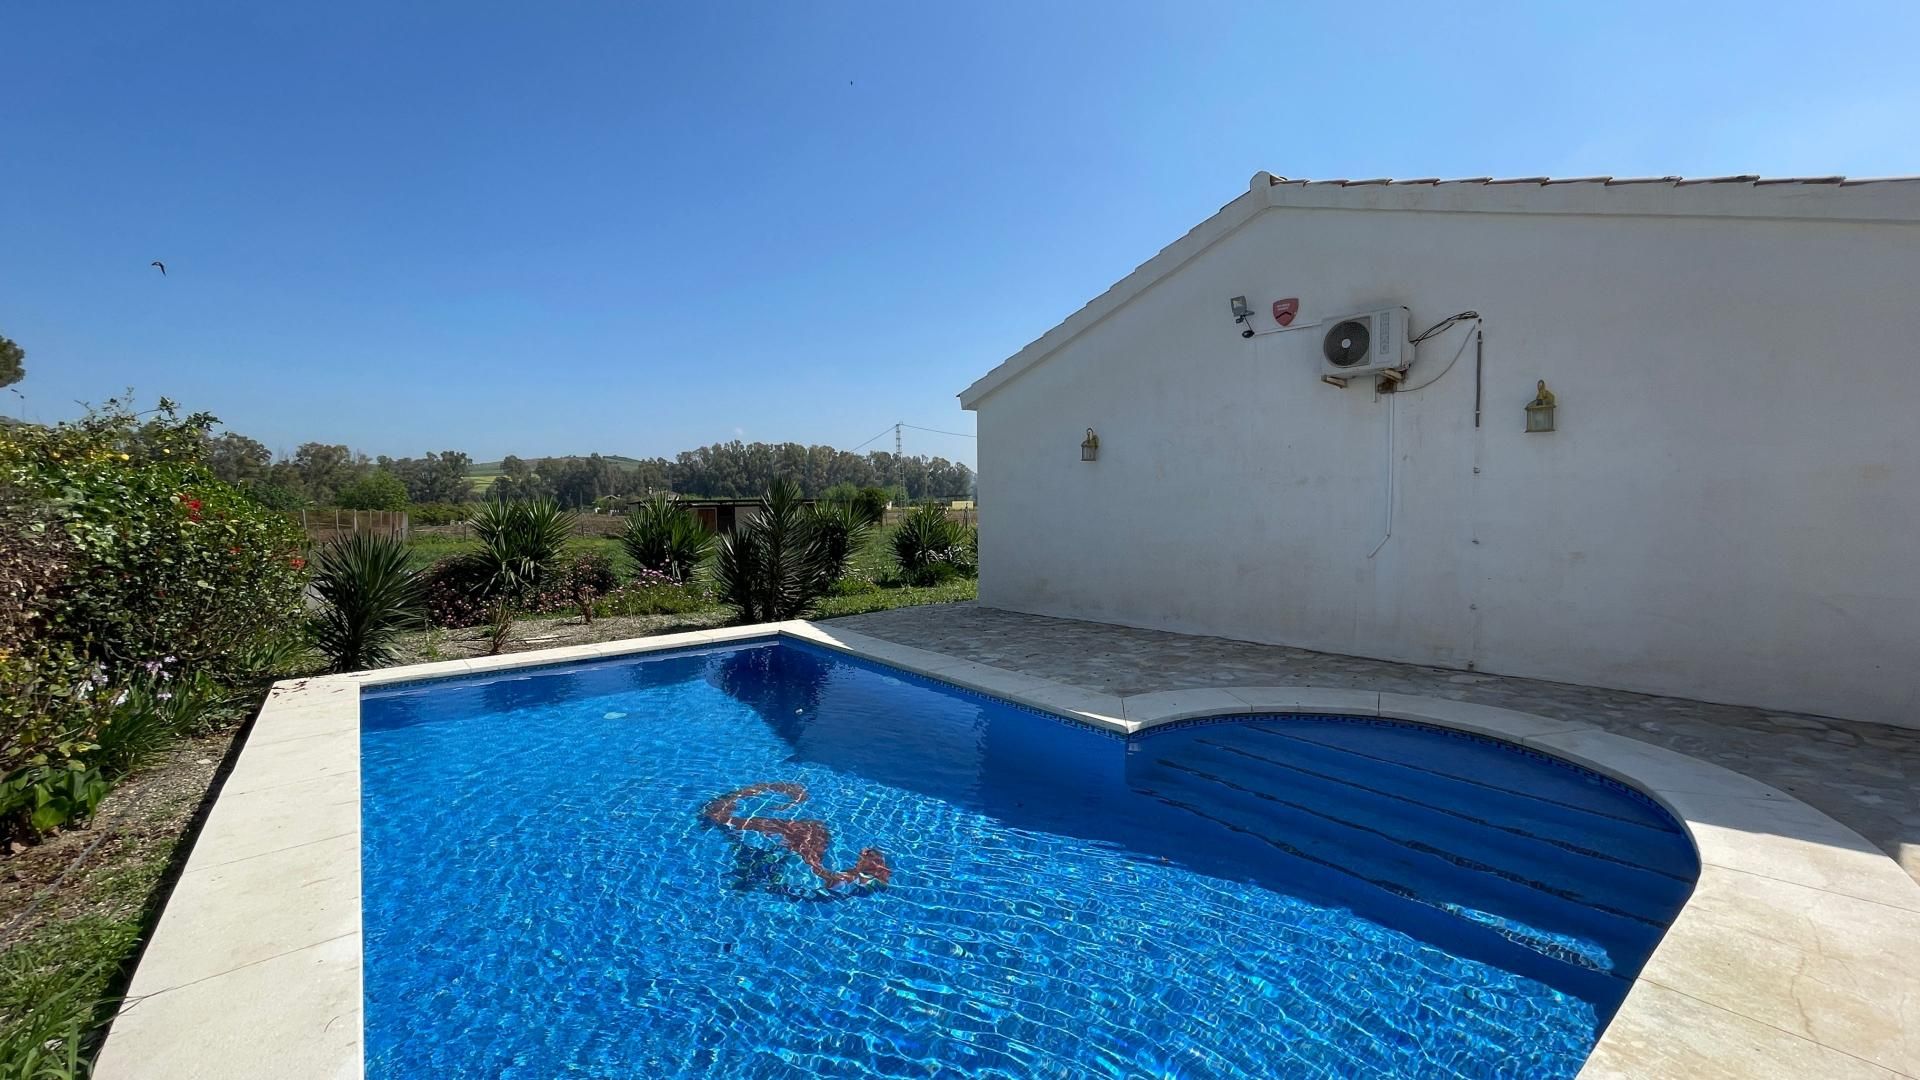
[94,620,1920,1080]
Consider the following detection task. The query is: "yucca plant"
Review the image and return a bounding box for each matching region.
[621,496,712,582]
[891,503,972,585]
[712,479,835,623]
[308,532,424,672]
[806,499,874,582]
[467,498,575,602]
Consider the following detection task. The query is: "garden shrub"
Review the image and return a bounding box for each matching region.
[419,556,493,628]
[806,500,872,582]
[852,487,891,525]
[467,498,574,601]
[522,552,618,615]
[407,501,479,526]
[0,399,310,836]
[890,504,976,585]
[713,479,837,622]
[0,398,308,673]
[621,496,712,582]
[308,532,424,672]
[418,545,615,627]
[594,570,711,618]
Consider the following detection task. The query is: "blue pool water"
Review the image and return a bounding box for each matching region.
[360,640,1697,1079]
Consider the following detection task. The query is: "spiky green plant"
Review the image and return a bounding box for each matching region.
[308,532,424,672]
[805,499,873,582]
[712,479,835,623]
[621,496,712,583]
[467,499,575,603]
[891,503,973,585]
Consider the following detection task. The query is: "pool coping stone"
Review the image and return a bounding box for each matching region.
[93,620,1920,1080]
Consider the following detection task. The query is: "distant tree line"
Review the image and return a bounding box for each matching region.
[200,433,973,510]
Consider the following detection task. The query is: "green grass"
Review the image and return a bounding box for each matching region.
[812,577,975,618]
[0,830,187,1078]
[406,523,975,623]
[405,535,629,573]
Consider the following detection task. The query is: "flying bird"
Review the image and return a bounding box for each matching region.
[150,261,166,276]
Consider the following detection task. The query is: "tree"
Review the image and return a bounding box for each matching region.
[281,442,365,505]
[204,432,272,486]
[378,450,473,504]
[335,469,409,510]
[0,334,23,389]
[415,450,472,503]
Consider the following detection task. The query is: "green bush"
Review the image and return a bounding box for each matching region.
[594,570,712,617]
[467,498,574,602]
[523,552,618,616]
[419,556,493,629]
[407,501,479,526]
[0,398,308,673]
[621,496,712,582]
[308,532,424,672]
[806,500,873,582]
[712,479,836,623]
[240,480,308,510]
[0,399,309,837]
[891,504,975,585]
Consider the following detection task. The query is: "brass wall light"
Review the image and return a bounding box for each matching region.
[1525,380,1557,433]
[1080,428,1099,461]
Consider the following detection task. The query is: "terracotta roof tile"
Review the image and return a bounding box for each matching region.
[1265,173,1920,189]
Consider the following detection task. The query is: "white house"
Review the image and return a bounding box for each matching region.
[960,173,1920,730]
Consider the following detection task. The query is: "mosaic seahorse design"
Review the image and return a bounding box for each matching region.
[703,782,891,889]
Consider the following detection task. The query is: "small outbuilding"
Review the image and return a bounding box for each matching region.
[960,173,1920,729]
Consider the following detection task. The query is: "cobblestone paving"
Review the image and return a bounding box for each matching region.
[831,604,1920,883]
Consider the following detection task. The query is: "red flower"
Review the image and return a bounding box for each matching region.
[289,556,306,570]
[229,546,242,555]
[184,497,203,522]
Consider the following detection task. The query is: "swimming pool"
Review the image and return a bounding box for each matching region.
[361,639,1698,1078]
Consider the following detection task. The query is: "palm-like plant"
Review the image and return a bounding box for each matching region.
[467,498,575,603]
[308,532,424,672]
[713,479,835,623]
[621,496,713,582]
[891,503,973,585]
[806,498,873,582]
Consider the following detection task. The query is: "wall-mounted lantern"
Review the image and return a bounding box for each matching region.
[1080,428,1099,461]
[1525,380,1557,433]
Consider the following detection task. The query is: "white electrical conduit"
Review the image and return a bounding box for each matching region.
[1368,390,1396,559]
[1366,317,1479,559]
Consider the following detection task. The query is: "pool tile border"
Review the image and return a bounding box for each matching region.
[94,621,1920,1080]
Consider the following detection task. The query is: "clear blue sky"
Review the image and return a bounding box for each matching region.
[6,2,1917,467]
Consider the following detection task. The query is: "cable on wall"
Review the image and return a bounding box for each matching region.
[1368,390,1397,559]
[1396,315,1481,394]
[1368,312,1482,558]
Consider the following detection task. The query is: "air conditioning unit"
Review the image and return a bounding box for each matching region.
[1320,306,1412,379]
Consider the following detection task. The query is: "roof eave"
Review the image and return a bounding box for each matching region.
[958,170,1920,409]
[958,179,1272,410]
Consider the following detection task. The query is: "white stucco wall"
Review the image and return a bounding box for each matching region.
[968,184,1920,728]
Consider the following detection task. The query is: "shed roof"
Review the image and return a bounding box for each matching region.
[959,171,1920,408]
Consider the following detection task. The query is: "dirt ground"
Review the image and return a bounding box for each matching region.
[390,609,736,664]
[0,729,236,962]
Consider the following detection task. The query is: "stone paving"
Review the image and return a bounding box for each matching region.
[832,603,1920,884]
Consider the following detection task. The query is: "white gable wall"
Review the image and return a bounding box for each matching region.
[973,202,1920,728]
